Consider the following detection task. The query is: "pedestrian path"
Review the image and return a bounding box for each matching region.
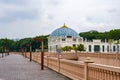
[0,54,71,80]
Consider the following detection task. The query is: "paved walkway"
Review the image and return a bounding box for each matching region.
[0,54,71,80]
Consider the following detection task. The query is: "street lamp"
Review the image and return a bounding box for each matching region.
[34,38,44,70]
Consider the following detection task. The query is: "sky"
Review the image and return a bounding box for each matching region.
[0,0,120,39]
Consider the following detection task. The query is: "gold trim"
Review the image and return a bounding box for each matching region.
[62,23,67,28]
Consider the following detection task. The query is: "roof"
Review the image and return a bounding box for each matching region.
[50,24,79,37]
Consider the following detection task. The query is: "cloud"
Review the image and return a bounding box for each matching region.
[0,0,120,39]
[0,0,25,5]
[0,10,38,23]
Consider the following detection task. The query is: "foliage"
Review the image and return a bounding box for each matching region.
[79,29,120,41]
[77,44,85,52]
[60,44,85,52]
[0,29,120,52]
[60,46,72,52]
[72,46,78,52]
[108,29,120,40]
[0,35,49,52]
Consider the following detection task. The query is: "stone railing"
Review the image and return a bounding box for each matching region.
[44,52,120,67]
[21,52,120,80]
[88,64,120,80]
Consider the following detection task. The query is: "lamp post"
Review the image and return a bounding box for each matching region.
[24,47,27,58]
[27,44,32,62]
[2,46,4,58]
[34,38,44,70]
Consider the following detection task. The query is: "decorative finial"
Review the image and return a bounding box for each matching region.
[62,23,67,28]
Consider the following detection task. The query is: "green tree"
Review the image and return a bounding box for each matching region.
[77,44,85,52]
[109,29,120,40]
[60,46,72,52]
[72,46,78,52]
[0,38,15,52]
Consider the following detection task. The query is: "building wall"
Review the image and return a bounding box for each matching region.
[48,36,83,52]
[48,36,120,53]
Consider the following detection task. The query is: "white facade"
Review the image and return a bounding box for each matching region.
[84,39,120,53]
[48,36,83,52]
[48,24,120,53]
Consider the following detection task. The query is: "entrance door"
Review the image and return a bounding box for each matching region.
[94,45,100,52]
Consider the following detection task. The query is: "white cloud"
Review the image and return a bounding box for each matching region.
[0,0,120,39]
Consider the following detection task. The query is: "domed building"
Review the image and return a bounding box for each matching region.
[48,24,120,53]
[48,24,83,52]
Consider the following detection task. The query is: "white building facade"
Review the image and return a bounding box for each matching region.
[48,24,120,53]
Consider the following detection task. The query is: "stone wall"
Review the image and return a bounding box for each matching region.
[19,52,120,80]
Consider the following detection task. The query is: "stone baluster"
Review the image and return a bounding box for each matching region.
[84,57,94,80]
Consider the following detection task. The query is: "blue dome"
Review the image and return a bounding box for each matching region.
[50,24,79,37]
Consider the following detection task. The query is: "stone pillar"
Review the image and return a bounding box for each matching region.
[58,54,62,72]
[84,57,94,80]
[47,54,50,67]
[100,45,103,53]
[91,45,94,53]
[104,45,106,53]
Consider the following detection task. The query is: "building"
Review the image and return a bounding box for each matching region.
[48,24,120,53]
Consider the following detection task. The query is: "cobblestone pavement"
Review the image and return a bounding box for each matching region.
[0,54,71,80]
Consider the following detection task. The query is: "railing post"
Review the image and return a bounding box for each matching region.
[41,51,44,70]
[58,54,61,72]
[41,40,44,70]
[30,45,32,62]
[47,54,50,67]
[84,57,94,80]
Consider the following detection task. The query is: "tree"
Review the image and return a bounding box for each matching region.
[109,29,120,40]
[60,46,72,52]
[0,38,14,52]
[79,29,120,41]
[77,44,85,52]
[72,46,78,52]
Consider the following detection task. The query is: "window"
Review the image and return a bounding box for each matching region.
[56,45,58,50]
[102,46,104,52]
[73,44,76,47]
[118,46,120,52]
[67,36,72,38]
[94,45,100,52]
[113,46,116,52]
[73,39,76,41]
[107,46,109,52]
[62,38,66,41]
[89,45,91,52]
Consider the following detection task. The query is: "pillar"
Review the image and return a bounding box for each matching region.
[84,57,94,80]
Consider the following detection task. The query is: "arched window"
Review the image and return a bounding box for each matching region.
[102,45,104,52]
[89,45,91,52]
[113,46,116,52]
[107,46,109,52]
